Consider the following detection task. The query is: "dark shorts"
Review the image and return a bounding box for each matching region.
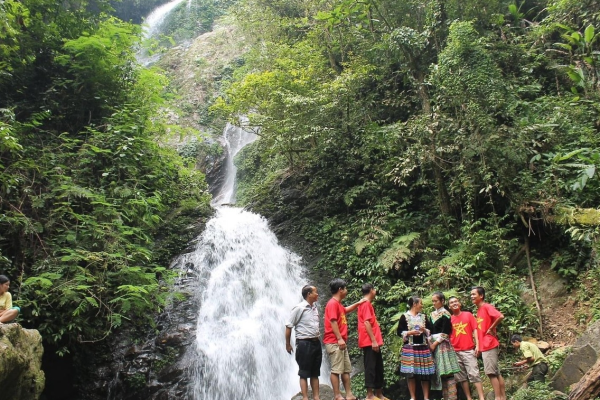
[296,339,322,378]
[362,346,384,389]
[528,362,548,383]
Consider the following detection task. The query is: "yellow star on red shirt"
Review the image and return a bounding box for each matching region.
[453,322,468,337]
[476,317,484,330]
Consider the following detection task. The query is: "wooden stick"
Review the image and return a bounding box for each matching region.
[525,236,543,337]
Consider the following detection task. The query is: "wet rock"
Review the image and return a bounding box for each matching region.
[155,332,184,347]
[76,268,201,399]
[203,137,227,197]
[0,324,45,400]
[125,344,144,358]
[157,364,184,383]
[291,384,334,400]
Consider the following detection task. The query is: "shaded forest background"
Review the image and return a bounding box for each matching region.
[1,0,600,398]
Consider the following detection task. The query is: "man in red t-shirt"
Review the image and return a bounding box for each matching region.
[324,278,364,400]
[357,283,389,400]
[471,286,506,400]
[448,296,486,400]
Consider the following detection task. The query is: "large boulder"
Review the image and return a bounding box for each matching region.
[552,320,600,393]
[0,323,45,400]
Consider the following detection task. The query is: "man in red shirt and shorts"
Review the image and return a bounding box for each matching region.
[357,283,389,400]
[324,278,364,400]
[471,287,506,400]
[448,296,486,400]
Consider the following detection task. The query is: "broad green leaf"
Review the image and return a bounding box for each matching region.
[585,25,595,44]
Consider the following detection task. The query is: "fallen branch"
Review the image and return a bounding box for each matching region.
[525,236,543,337]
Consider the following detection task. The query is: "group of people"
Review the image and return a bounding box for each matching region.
[286,281,545,400]
[286,279,386,400]
[398,288,505,400]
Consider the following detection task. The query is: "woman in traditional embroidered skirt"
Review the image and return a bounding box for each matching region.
[429,292,461,400]
[397,296,435,400]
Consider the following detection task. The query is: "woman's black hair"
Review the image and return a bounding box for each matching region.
[407,296,421,309]
[432,291,445,304]
[0,275,9,284]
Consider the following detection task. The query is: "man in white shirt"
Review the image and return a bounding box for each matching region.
[286,285,322,400]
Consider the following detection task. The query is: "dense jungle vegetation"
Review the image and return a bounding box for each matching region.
[2,0,600,397]
[0,0,213,356]
[212,0,600,393]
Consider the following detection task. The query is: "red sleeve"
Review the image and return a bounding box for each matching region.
[325,300,339,322]
[486,304,502,320]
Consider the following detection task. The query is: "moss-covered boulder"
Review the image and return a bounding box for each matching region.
[0,324,45,400]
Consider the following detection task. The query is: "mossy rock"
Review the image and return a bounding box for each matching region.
[0,324,45,400]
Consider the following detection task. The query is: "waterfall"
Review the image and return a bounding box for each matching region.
[181,207,305,399]
[172,123,304,398]
[142,0,186,40]
[211,123,257,205]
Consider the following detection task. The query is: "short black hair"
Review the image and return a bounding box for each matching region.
[0,275,9,284]
[302,285,314,300]
[362,283,374,295]
[511,334,523,343]
[448,296,459,302]
[329,278,347,295]
[471,286,486,300]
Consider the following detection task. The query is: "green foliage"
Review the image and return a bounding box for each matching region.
[377,232,420,270]
[220,0,591,376]
[510,382,567,400]
[0,0,212,349]
[546,346,571,374]
[125,372,147,389]
[154,0,239,45]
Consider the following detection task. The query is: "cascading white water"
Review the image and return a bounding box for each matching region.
[171,122,304,399]
[138,0,186,65]
[212,123,257,205]
[142,0,186,40]
[182,207,305,399]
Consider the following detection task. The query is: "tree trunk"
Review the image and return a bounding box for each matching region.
[568,359,600,400]
[433,161,452,216]
[415,72,452,216]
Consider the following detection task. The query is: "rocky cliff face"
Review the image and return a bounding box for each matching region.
[552,319,600,393]
[75,260,201,400]
[0,324,45,400]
